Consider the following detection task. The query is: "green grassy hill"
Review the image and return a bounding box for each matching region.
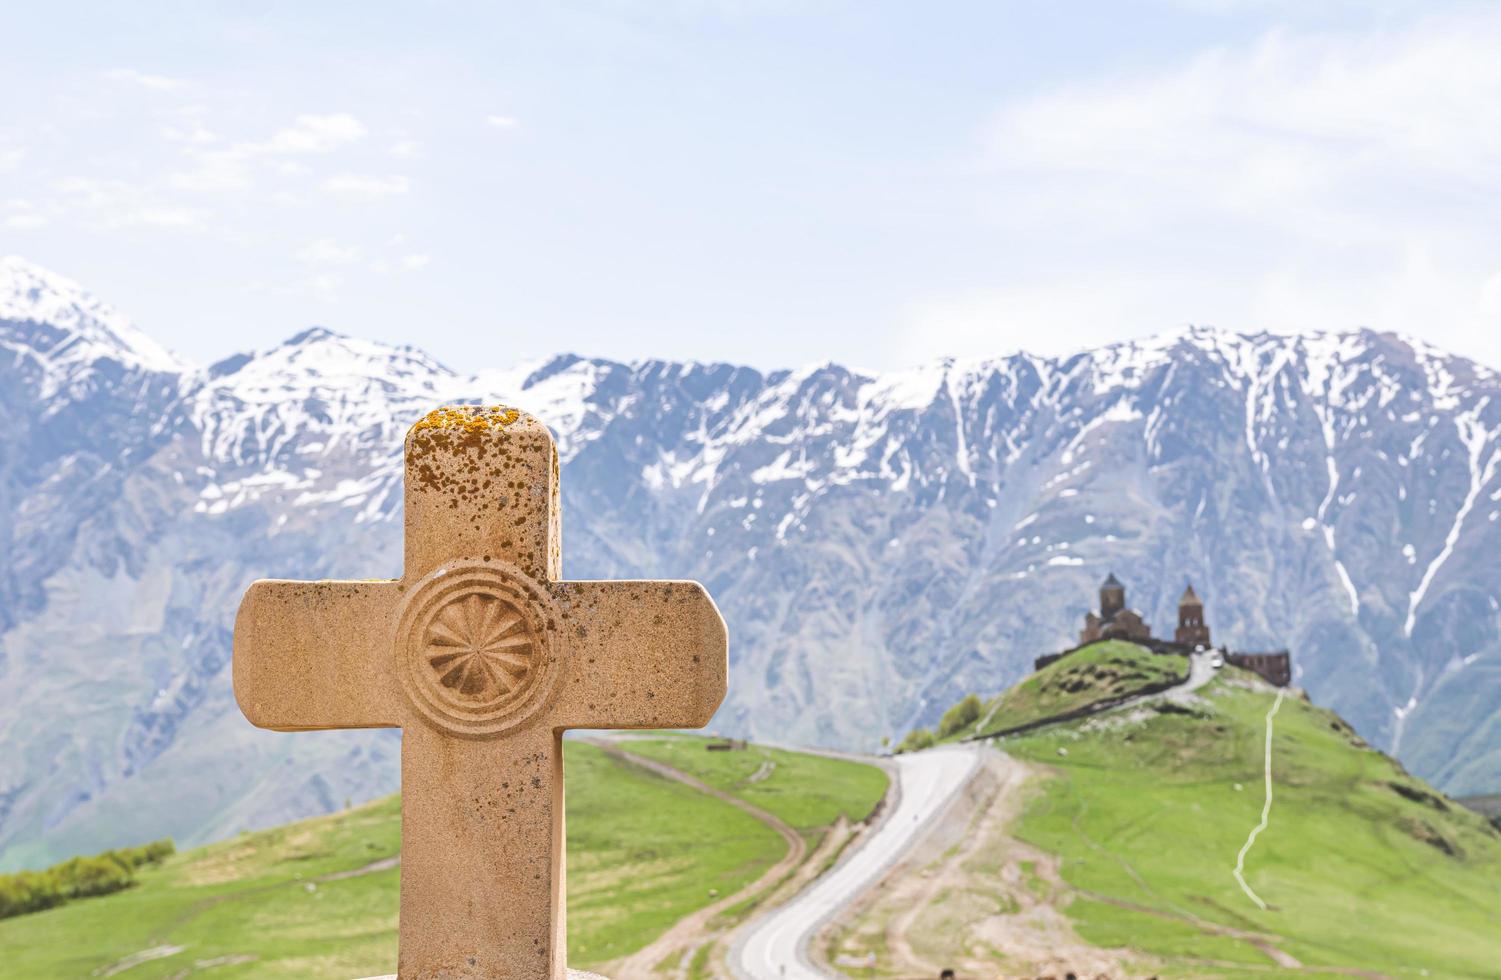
[620,738,890,844]
[922,639,1187,745]
[0,736,886,979]
[1003,671,1501,977]
[838,665,1501,978]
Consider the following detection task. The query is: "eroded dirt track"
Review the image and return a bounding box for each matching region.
[590,740,808,980]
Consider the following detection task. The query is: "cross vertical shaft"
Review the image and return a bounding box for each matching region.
[399,723,565,977]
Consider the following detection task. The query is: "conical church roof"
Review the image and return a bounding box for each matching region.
[1179,583,1203,606]
[1102,572,1124,590]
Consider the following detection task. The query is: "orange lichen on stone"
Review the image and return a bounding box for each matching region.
[412,405,522,435]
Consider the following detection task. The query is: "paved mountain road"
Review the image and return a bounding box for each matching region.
[729,745,984,979]
[1170,650,1219,700]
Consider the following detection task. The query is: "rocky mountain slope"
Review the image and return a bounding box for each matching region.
[2,255,1499,867]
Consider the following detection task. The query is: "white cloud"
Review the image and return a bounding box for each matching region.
[296,238,360,264]
[907,10,1501,369]
[53,176,133,207]
[169,151,250,191]
[310,273,343,297]
[51,176,208,229]
[106,68,187,92]
[5,197,46,229]
[389,139,422,159]
[401,253,432,270]
[486,115,520,129]
[129,207,204,227]
[322,173,411,197]
[169,112,368,193]
[984,20,1501,209]
[261,114,367,155]
[0,146,23,171]
[161,124,218,146]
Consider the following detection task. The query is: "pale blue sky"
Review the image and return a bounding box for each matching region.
[4,1,1500,371]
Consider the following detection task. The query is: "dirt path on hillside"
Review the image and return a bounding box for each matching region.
[589,740,808,980]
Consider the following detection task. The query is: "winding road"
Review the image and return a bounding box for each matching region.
[729,745,983,979]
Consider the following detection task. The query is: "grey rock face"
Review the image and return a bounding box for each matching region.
[2,257,1500,869]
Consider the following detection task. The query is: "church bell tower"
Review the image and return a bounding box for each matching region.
[1175,583,1211,647]
[1100,572,1126,621]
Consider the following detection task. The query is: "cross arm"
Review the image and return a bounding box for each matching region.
[549,580,728,731]
[233,579,405,731]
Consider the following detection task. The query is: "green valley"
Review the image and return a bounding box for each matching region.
[0,736,886,979]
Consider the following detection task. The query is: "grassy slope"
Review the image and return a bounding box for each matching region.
[1008,671,1501,978]
[618,738,889,837]
[950,640,1187,741]
[0,737,886,978]
[601,737,890,966]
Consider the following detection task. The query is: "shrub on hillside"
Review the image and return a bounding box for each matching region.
[938,694,983,738]
[0,837,175,920]
[0,871,65,918]
[896,728,935,754]
[112,839,175,869]
[53,855,134,900]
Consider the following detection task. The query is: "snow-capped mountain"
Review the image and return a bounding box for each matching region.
[0,256,183,391]
[3,255,1500,868]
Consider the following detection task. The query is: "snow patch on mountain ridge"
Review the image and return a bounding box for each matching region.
[0,256,185,379]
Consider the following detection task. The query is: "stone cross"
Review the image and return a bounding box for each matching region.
[233,406,728,979]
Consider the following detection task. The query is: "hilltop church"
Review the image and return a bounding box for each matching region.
[1079,572,1210,648]
[1065,573,1290,687]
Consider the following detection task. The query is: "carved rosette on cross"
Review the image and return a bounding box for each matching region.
[232,406,729,980]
